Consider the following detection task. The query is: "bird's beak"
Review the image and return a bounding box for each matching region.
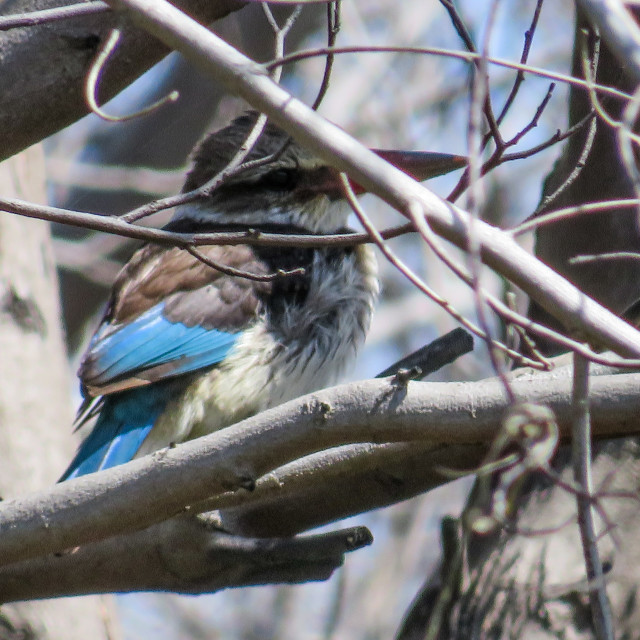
[324,149,466,197]
[373,149,467,182]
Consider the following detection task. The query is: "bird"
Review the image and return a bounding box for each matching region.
[60,113,465,481]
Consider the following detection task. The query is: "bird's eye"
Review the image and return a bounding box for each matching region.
[263,168,298,191]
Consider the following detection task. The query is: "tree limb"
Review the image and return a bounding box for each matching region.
[1,361,640,568]
[0,515,371,602]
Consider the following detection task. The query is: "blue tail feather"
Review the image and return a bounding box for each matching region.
[60,385,174,481]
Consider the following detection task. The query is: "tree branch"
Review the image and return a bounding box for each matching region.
[0,516,371,602]
[1,361,640,568]
[93,0,640,360]
[572,355,615,640]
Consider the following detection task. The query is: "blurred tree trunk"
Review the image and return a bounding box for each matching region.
[0,147,118,639]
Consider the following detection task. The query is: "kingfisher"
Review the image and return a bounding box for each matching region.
[60,113,465,480]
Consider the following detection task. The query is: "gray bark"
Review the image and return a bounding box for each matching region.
[0,148,118,639]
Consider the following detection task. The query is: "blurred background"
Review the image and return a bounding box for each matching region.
[44,1,573,637]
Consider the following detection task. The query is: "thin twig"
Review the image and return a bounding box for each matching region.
[185,246,304,282]
[121,113,271,222]
[532,112,598,216]
[530,29,600,216]
[507,82,555,147]
[571,251,640,264]
[496,0,545,125]
[0,195,411,247]
[449,82,557,202]
[439,0,504,147]
[266,45,633,103]
[84,28,178,122]
[462,0,516,401]
[403,203,548,370]
[513,196,639,239]
[262,3,302,83]
[571,353,615,640]
[311,1,340,110]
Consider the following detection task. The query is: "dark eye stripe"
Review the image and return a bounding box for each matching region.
[260,168,298,191]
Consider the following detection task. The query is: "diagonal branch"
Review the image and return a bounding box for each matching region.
[100,0,640,360]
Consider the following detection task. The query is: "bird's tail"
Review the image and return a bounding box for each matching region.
[59,385,171,481]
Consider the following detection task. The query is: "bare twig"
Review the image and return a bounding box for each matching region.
[511,198,640,236]
[571,251,640,264]
[185,246,305,282]
[120,106,270,225]
[500,110,595,165]
[0,196,412,247]
[84,28,179,122]
[439,0,504,147]
[572,354,615,640]
[311,2,340,110]
[266,45,633,103]
[461,0,516,401]
[262,3,302,82]
[404,204,549,369]
[495,0,545,124]
[532,110,598,215]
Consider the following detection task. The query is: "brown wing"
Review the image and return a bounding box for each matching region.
[78,243,272,396]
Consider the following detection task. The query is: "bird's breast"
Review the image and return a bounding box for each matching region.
[184,243,378,440]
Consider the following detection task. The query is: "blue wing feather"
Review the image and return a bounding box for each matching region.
[84,303,239,388]
[62,303,241,480]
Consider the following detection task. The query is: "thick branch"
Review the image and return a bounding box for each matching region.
[1,363,640,567]
[96,0,640,359]
[0,516,371,602]
[0,0,244,162]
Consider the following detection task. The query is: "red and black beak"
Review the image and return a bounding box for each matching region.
[372,149,467,183]
[318,149,466,198]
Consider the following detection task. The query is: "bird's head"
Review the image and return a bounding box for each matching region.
[174,113,466,233]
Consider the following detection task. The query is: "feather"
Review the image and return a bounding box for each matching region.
[81,303,239,393]
[60,384,175,480]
